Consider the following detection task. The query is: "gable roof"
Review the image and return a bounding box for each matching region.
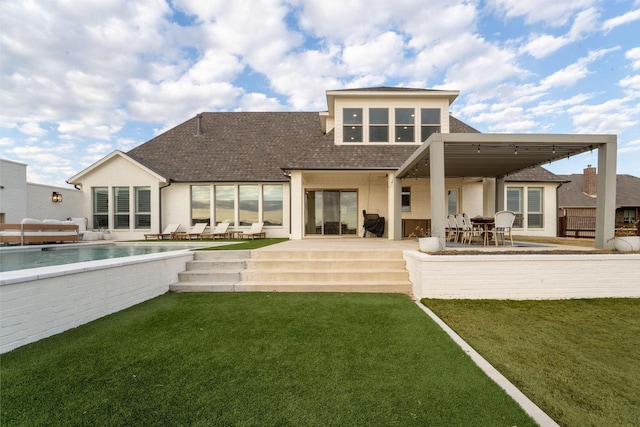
[68,150,167,184]
[126,112,480,181]
[505,166,564,182]
[558,173,640,208]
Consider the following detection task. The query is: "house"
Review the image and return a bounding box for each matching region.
[558,165,640,237]
[67,87,618,248]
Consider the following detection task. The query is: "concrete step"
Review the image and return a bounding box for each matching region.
[244,258,407,271]
[170,281,237,292]
[178,269,242,282]
[250,250,404,260]
[192,250,252,260]
[235,281,412,294]
[185,260,247,271]
[240,269,408,283]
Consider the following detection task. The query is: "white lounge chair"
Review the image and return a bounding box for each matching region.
[239,222,265,240]
[144,223,180,240]
[201,222,230,239]
[177,222,208,240]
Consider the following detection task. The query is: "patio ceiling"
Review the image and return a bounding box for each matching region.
[396,133,616,179]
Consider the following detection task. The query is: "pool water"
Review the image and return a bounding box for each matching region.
[0,244,199,272]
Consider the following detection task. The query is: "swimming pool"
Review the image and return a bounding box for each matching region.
[0,243,212,272]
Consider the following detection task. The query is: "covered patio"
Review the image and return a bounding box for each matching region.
[392,133,618,249]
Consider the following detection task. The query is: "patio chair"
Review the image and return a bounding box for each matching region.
[144,223,180,240]
[488,210,516,246]
[446,215,459,242]
[177,222,208,240]
[239,222,266,240]
[201,222,230,239]
[455,213,471,244]
[462,213,481,244]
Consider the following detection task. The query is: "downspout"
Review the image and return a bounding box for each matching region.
[158,179,173,232]
[555,181,564,237]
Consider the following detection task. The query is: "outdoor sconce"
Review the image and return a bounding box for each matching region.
[52,192,62,203]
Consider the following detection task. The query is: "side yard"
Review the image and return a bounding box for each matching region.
[424,298,640,427]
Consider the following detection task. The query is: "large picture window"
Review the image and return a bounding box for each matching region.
[92,187,108,229]
[215,185,235,226]
[191,185,211,225]
[239,185,259,226]
[135,187,151,229]
[402,187,411,212]
[263,185,283,226]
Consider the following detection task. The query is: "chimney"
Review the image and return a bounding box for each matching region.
[583,165,597,197]
[196,113,203,136]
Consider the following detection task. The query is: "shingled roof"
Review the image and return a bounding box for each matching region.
[127,112,480,182]
[505,166,565,182]
[558,173,640,207]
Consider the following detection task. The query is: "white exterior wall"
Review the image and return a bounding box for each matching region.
[0,159,28,223]
[0,251,193,353]
[405,251,640,300]
[74,155,165,239]
[26,183,83,220]
[400,178,484,220]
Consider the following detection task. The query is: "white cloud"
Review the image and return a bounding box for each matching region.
[620,74,640,90]
[488,0,597,26]
[619,139,640,153]
[541,48,619,88]
[342,32,406,76]
[602,8,640,32]
[626,47,640,70]
[17,123,48,137]
[567,99,639,134]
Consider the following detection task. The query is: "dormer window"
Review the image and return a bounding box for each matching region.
[395,108,415,142]
[369,108,389,142]
[343,108,363,142]
[339,106,441,144]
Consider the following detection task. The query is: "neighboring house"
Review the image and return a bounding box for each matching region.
[0,158,82,224]
[558,165,640,237]
[67,87,618,247]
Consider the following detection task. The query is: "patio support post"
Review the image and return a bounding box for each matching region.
[429,136,447,247]
[595,137,617,249]
[388,172,402,240]
[482,178,496,217]
[289,171,303,240]
[496,176,506,212]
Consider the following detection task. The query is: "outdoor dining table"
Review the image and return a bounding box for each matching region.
[471,217,495,245]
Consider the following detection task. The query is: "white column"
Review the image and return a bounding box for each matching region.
[595,138,617,249]
[496,177,506,211]
[388,173,402,240]
[482,178,496,217]
[429,137,446,247]
[289,171,303,240]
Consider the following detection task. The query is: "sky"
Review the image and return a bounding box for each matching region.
[1,0,639,188]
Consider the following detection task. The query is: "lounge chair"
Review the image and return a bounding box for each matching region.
[177,222,208,240]
[239,222,266,239]
[144,223,180,240]
[201,222,230,239]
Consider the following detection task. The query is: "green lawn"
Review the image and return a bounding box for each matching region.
[1,293,536,426]
[423,298,640,427]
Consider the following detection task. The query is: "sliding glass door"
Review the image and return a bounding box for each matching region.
[305,190,357,236]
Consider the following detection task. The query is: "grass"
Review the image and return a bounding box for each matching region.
[423,298,640,427]
[1,293,536,427]
[199,237,289,250]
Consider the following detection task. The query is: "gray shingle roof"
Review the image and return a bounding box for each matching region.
[505,167,564,182]
[127,112,480,181]
[558,173,640,207]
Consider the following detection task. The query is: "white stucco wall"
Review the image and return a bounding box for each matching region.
[0,159,28,223]
[505,182,559,237]
[26,183,83,220]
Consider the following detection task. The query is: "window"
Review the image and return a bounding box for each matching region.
[215,185,235,226]
[92,187,108,229]
[447,189,458,215]
[343,108,363,142]
[421,108,441,141]
[135,187,151,228]
[113,187,130,229]
[191,185,211,225]
[263,185,283,226]
[239,185,259,226]
[623,210,636,224]
[395,108,415,142]
[506,187,523,228]
[369,108,388,142]
[402,187,411,212]
[527,187,543,228]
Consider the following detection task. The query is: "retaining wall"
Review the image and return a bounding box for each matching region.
[0,251,193,353]
[404,251,640,299]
